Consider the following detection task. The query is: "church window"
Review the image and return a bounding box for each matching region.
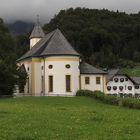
[48,76,53,92]
[27,77,29,93]
[96,77,101,84]
[41,76,44,93]
[27,67,29,71]
[66,75,71,92]
[41,66,43,70]
[66,64,71,69]
[85,77,90,85]
[48,65,53,69]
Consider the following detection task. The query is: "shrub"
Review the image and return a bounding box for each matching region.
[122,98,140,109]
[76,90,120,106]
[103,95,120,106]
[76,90,140,109]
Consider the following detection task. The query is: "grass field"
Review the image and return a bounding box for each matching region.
[123,66,140,76]
[0,97,140,140]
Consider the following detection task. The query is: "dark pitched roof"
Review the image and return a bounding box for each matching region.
[131,77,140,85]
[30,24,45,39]
[17,29,80,62]
[80,62,107,74]
[107,69,120,82]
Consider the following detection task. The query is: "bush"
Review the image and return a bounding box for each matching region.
[103,95,120,106]
[122,98,140,109]
[76,90,120,106]
[76,90,140,109]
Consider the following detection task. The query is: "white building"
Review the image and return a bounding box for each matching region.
[106,69,140,97]
[17,23,107,96]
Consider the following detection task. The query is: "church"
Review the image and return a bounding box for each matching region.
[17,22,107,96]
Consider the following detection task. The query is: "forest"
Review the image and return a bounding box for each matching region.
[44,8,140,68]
[0,8,140,95]
[0,19,27,96]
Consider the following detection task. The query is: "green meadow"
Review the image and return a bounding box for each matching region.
[124,66,140,76]
[0,97,140,140]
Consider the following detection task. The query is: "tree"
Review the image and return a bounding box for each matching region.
[44,8,140,67]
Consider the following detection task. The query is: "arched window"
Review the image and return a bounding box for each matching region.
[135,85,139,89]
[107,86,111,91]
[119,86,123,91]
[114,78,118,82]
[113,86,117,90]
[120,78,124,82]
[128,86,132,91]
[125,78,128,81]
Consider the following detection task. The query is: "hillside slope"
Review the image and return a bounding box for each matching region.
[44,8,140,68]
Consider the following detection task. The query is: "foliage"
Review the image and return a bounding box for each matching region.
[0,18,27,96]
[76,90,120,106]
[123,66,140,76]
[76,90,140,109]
[122,98,140,109]
[44,8,140,68]
[0,19,17,96]
[0,97,140,139]
[16,67,27,93]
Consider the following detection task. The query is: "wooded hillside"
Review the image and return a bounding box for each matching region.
[44,8,140,68]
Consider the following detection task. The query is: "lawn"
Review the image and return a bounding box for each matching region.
[0,97,140,140]
[123,66,140,76]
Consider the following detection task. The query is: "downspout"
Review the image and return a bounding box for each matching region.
[43,57,45,96]
[103,75,104,93]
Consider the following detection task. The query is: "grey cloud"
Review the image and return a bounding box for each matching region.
[0,0,139,24]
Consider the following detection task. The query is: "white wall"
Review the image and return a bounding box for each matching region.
[134,85,140,94]
[81,74,105,93]
[107,75,135,95]
[18,61,32,95]
[30,38,41,48]
[44,56,80,96]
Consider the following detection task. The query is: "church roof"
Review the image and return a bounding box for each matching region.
[80,62,107,74]
[17,29,80,62]
[30,24,45,39]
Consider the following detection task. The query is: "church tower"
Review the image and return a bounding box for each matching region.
[30,16,45,49]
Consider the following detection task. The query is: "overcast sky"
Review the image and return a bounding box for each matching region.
[0,0,140,24]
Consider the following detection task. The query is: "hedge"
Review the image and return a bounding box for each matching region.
[76,90,140,109]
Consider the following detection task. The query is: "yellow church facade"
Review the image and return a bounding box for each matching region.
[17,23,107,96]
